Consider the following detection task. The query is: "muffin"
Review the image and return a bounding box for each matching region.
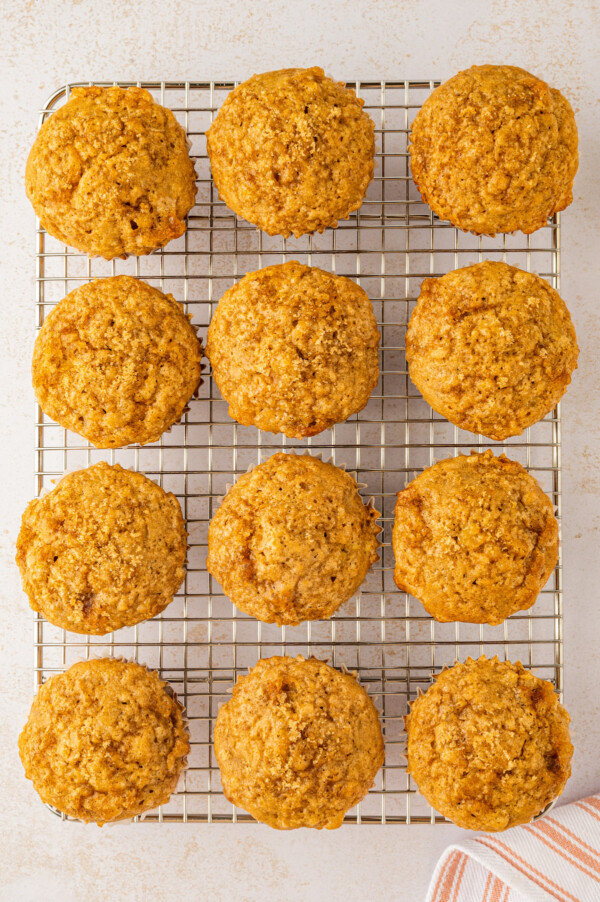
[206,67,375,237]
[405,262,579,440]
[16,462,187,635]
[393,451,558,624]
[26,86,197,258]
[19,658,189,824]
[206,262,380,438]
[207,453,380,625]
[32,275,202,448]
[214,656,384,829]
[405,657,573,831]
[409,65,578,235]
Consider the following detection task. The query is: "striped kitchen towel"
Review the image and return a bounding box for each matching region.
[426,795,600,902]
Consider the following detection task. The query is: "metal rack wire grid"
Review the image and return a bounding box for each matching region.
[32,80,562,825]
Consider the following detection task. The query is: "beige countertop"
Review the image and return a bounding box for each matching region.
[1,1,599,899]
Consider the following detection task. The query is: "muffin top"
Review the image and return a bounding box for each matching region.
[206,262,379,438]
[406,657,572,831]
[26,86,197,259]
[16,463,187,635]
[406,262,578,440]
[409,65,578,235]
[207,453,380,626]
[19,658,189,824]
[33,276,202,448]
[214,656,384,829]
[206,67,375,237]
[393,451,558,624]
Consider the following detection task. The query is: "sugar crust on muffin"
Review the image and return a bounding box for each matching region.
[207,453,380,625]
[393,451,559,624]
[32,275,202,448]
[405,656,573,831]
[26,86,197,259]
[17,462,187,635]
[214,655,384,829]
[406,261,578,440]
[19,658,189,824]
[409,65,578,235]
[206,261,379,438]
[207,67,375,237]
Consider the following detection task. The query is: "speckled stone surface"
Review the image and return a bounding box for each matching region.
[1,1,599,900]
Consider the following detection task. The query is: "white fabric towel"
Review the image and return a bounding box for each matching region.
[426,794,600,902]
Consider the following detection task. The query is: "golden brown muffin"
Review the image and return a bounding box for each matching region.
[207,453,380,625]
[32,276,202,448]
[206,262,379,438]
[19,658,189,824]
[409,65,578,235]
[206,67,375,237]
[26,86,197,259]
[393,452,558,624]
[405,657,573,831]
[214,656,384,829]
[16,463,187,635]
[406,262,578,440]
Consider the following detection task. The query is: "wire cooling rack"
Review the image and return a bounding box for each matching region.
[32,80,562,825]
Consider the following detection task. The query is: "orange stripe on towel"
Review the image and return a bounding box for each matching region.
[480,871,494,902]
[489,875,506,902]
[451,852,468,902]
[545,816,600,864]
[526,820,600,883]
[475,836,577,902]
[432,851,460,902]
[575,800,600,823]
[581,796,600,814]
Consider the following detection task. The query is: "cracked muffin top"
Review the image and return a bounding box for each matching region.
[32,275,202,448]
[405,262,578,440]
[26,86,197,259]
[405,657,573,831]
[214,655,384,829]
[19,658,189,824]
[16,462,187,635]
[207,453,380,626]
[205,262,380,438]
[393,451,558,624]
[409,65,578,235]
[206,67,375,237]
